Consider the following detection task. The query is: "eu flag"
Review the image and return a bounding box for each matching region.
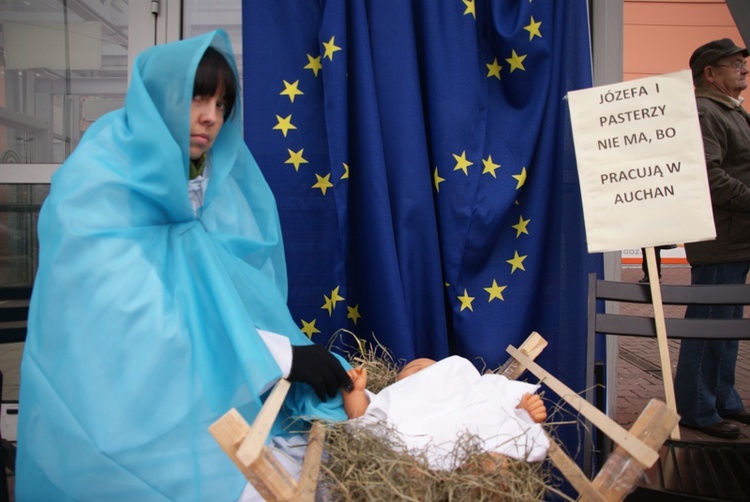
[243,0,599,404]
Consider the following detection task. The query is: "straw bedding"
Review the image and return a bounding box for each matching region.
[313,332,565,501]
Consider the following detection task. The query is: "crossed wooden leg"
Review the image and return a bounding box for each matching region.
[209,333,677,502]
[209,379,323,502]
[507,345,679,501]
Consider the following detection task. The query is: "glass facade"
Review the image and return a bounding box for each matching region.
[1,1,129,164]
[0,0,243,401]
[0,1,130,287]
[183,0,243,78]
[0,184,46,287]
[0,1,244,288]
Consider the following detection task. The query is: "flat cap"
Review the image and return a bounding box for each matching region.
[690,38,749,80]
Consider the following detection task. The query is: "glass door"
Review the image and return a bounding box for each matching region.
[0,0,174,287]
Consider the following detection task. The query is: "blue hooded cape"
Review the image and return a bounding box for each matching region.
[15,30,346,501]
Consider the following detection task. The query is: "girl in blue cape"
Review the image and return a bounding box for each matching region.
[16,30,351,501]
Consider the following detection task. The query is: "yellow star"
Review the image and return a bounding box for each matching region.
[506,50,527,73]
[273,114,296,137]
[462,0,476,19]
[280,80,304,103]
[482,155,501,177]
[453,151,474,175]
[512,215,531,237]
[313,173,333,195]
[321,295,333,315]
[300,319,320,338]
[347,304,362,325]
[486,58,502,80]
[433,167,445,192]
[322,36,342,61]
[330,286,345,309]
[457,289,475,312]
[304,54,323,77]
[484,279,507,302]
[506,251,527,273]
[286,148,308,171]
[512,166,527,189]
[341,162,349,179]
[524,16,542,40]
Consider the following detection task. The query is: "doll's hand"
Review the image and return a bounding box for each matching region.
[345,367,368,392]
[517,393,547,423]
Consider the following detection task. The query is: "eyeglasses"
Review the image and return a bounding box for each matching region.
[712,60,748,72]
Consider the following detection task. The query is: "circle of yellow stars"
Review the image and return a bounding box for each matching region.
[441,1,543,314]
[271,35,362,335]
[291,2,546,327]
[273,35,347,197]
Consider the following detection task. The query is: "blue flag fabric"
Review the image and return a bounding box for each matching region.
[243,0,600,407]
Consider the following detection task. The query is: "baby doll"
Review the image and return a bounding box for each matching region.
[344,357,547,421]
[341,356,549,470]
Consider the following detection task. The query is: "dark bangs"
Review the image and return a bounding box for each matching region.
[193,46,237,120]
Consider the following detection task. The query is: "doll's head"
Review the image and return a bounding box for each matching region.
[396,358,436,381]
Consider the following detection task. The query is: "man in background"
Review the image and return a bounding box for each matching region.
[674,38,750,439]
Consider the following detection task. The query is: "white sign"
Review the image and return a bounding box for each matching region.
[568,70,715,253]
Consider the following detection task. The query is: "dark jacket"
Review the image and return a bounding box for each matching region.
[685,87,750,265]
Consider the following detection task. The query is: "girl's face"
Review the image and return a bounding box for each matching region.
[189,89,226,160]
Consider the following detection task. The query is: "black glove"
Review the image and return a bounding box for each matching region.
[288,344,353,400]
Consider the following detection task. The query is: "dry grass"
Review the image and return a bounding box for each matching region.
[316,330,562,501]
[319,422,552,501]
[327,330,402,394]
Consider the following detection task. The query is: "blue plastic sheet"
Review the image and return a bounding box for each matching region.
[16,30,346,501]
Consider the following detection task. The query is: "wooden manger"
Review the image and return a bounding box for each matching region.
[210,332,678,501]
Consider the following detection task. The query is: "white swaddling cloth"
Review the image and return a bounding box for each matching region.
[354,356,549,470]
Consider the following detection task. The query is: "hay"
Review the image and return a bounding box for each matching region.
[316,330,559,501]
[327,330,401,394]
[318,421,552,501]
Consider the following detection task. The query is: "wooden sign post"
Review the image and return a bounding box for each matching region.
[643,246,679,438]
